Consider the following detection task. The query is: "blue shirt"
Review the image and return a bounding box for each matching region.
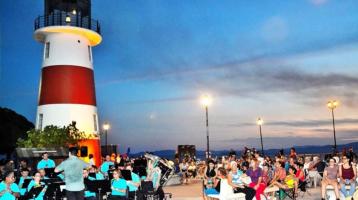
[230,170,244,185]
[0,182,20,200]
[27,180,46,200]
[100,161,114,174]
[55,156,90,191]
[57,174,65,180]
[84,177,96,198]
[37,159,56,169]
[111,178,127,196]
[96,173,105,180]
[18,176,31,195]
[127,172,140,192]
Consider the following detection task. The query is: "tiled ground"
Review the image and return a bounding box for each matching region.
[163,181,339,200]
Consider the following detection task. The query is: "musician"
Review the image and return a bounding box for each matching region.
[37,152,56,170]
[55,147,90,200]
[126,164,140,199]
[146,160,164,200]
[89,165,105,180]
[38,169,49,180]
[17,159,32,177]
[109,169,127,200]
[18,168,31,197]
[83,169,96,200]
[0,171,20,200]
[147,160,161,190]
[27,172,47,200]
[100,155,114,177]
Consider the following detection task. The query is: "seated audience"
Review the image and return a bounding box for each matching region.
[339,155,356,199]
[204,167,227,197]
[321,158,340,200]
[246,158,265,200]
[271,166,299,197]
[204,160,216,188]
[227,161,255,200]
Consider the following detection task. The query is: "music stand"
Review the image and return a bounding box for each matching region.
[44,181,64,199]
[120,170,132,181]
[44,168,59,179]
[43,178,63,185]
[108,169,114,180]
[84,179,98,193]
[94,180,111,199]
[89,172,96,179]
[134,166,147,178]
[27,185,45,199]
[21,179,32,189]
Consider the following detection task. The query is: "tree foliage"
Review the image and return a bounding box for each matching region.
[17,122,89,148]
[0,107,34,154]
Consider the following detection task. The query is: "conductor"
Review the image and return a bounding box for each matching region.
[55,147,90,200]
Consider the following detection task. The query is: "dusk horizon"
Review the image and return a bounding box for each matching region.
[1,0,358,153]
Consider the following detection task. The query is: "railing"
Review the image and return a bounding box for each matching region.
[34,13,101,34]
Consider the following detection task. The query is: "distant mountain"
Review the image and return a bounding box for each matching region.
[130,142,358,160]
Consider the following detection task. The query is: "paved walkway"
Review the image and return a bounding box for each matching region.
[164,180,324,200]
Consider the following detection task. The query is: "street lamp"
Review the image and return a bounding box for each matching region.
[256,117,264,156]
[201,95,212,160]
[103,122,110,155]
[327,100,339,153]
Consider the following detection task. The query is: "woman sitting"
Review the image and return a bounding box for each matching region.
[204,160,217,189]
[246,158,266,200]
[227,161,255,200]
[109,169,127,200]
[27,172,47,200]
[204,167,227,198]
[188,161,197,179]
[294,163,306,191]
[321,158,340,200]
[339,155,356,199]
[179,159,189,184]
[271,166,298,192]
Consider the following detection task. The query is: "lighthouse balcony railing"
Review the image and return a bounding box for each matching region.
[34,14,100,34]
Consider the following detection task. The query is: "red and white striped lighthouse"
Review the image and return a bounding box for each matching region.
[33,0,102,163]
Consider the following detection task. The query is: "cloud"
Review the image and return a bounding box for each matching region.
[218,133,358,149]
[228,118,358,128]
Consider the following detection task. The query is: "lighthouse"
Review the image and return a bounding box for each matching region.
[34,0,102,163]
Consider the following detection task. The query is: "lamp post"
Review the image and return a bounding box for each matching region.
[103,122,110,155]
[201,95,211,160]
[256,117,264,156]
[327,100,339,153]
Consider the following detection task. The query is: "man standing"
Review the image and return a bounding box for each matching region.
[37,152,56,169]
[55,147,90,200]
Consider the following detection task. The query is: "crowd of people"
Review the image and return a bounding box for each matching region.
[176,147,357,200]
[0,149,166,200]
